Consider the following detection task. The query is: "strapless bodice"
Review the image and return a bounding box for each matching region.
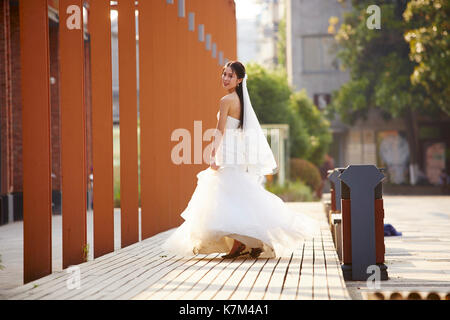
[215,111,244,167]
[216,111,241,129]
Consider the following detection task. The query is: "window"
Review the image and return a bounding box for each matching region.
[303,36,339,72]
[313,93,331,110]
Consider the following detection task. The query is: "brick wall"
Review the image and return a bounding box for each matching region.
[85,37,93,191]
[0,0,6,195]
[0,0,15,195]
[9,1,22,192]
[49,20,61,191]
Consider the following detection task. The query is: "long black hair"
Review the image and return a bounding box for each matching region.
[222,61,246,129]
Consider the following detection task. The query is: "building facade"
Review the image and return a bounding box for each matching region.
[237,0,283,67]
[286,0,450,186]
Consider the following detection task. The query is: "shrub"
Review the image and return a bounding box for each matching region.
[265,179,316,202]
[289,90,332,166]
[289,158,322,194]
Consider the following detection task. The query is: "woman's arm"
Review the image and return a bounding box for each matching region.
[210,97,230,166]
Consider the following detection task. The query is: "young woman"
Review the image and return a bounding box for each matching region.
[162,61,319,259]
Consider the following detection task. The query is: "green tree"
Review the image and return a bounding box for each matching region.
[290,90,332,166]
[246,63,331,164]
[246,63,310,159]
[327,0,448,171]
[277,8,287,71]
[403,0,450,115]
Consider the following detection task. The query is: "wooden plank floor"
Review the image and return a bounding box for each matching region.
[3,204,349,300]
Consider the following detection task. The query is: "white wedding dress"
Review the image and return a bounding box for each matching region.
[161,112,320,258]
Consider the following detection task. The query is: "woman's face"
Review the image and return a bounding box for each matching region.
[222,66,241,91]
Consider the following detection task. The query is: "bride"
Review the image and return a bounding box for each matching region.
[162,61,320,259]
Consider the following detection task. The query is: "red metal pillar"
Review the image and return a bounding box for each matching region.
[117,0,139,248]
[19,0,52,283]
[139,0,170,239]
[90,0,115,258]
[342,195,385,264]
[59,0,87,268]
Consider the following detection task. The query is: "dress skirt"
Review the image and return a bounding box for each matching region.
[161,164,320,258]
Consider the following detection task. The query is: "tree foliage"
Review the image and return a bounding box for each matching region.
[277,9,287,71]
[246,63,331,165]
[289,90,332,165]
[403,0,450,115]
[327,0,448,124]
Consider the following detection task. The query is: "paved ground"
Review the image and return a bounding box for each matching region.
[344,196,450,299]
[1,203,349,300]
[0,209,127,297]
[1,196,450,299]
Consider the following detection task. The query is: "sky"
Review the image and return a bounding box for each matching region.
[235,0,261,20]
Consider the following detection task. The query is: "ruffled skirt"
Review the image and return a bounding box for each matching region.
[161,165,320,258]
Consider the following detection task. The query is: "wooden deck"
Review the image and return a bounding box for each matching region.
[3,204,349,300]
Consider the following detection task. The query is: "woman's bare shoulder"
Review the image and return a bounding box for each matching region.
[221,92,240,105]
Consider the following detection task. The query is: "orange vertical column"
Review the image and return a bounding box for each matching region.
[193,0,203,122]
[117,0,139,248]
[183,0,200,217]
[208,1,217,122]
[172,0,188,227]
[139,0,168,238]
[212,1,221,110]
[203,0,212,123]
[59,0,87,269]
[204,0,219,127]
[223,0,229,59]
[231,0,237,60]
[217,0,225,70]
[198,0,210,127]
[137,0,152,239]
[90,0,115,258]
[158,0,171,235]
[228,0,237,60]
[19,0,52,283]
[165,1,178,230]
[180,0,196,225]
[198,0,210,159]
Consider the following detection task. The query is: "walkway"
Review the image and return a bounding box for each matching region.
[1,203,350,300]
[345,196,450,299]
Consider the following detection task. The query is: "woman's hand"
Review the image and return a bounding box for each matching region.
[209,151,219,171]
[210,161,220,171]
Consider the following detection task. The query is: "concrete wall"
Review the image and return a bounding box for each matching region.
[286,0,350,99]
